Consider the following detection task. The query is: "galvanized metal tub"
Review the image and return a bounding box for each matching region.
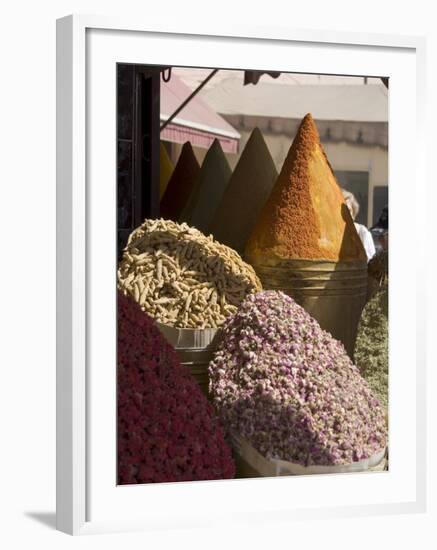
[156,323,220,399]
[231,432,387,477]
[249,258,368,358]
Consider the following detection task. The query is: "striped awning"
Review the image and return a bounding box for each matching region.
[160,74,240,154]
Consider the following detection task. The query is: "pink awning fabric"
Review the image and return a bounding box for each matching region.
[160,74,240,154]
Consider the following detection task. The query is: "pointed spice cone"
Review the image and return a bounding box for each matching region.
[210,128,278,254]
[160,142,200,221]
[159,143,174,199]
[245,114,366,263]
[179,139,232,234]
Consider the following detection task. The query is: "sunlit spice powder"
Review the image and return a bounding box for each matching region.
[245,113,366,262]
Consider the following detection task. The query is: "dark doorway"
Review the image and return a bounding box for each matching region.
[117,64,161,255]
[372,185,388,226]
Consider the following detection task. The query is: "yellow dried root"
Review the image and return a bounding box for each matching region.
[118,218,262,328]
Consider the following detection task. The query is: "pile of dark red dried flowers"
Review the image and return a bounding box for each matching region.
[117,292,235,484]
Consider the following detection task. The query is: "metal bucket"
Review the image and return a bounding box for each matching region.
[156,323,220,399]
[250,258,368,357]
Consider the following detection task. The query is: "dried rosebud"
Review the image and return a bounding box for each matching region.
[209,291,387,466]
[118,292,235,483]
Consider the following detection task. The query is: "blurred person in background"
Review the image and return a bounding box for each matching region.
[341,189,376,262]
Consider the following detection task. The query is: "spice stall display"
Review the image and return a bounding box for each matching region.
[245,113,368,357]
[159,142,174,199]
[354,286,389,411]
[179,139,232,234]
[117,292,235,484]
[160,142,200,220]
[210,128,278,254]
[115,66,390,487]
[209,290,387,475]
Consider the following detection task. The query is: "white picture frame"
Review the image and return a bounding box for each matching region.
[56,14,427,535]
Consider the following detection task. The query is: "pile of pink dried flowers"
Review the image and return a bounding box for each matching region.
[209,290,387,467]
[117,292,235,484]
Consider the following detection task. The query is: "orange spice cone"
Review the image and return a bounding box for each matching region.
[160,142,200,221]
[245,114,368,358]
[245,113,366,264]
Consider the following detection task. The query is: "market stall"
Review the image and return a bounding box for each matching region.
[116,66,389,483]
